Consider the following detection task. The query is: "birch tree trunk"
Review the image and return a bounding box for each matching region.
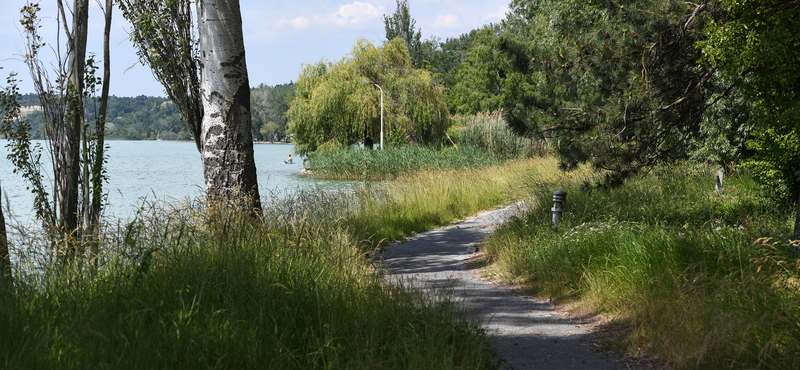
[197,0,261,211]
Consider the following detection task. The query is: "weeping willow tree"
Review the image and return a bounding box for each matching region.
[288,38,451,155]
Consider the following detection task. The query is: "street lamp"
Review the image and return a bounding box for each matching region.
[362,79,383,150]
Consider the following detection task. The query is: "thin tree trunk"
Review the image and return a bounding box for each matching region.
[793,187,800,257]
[197,0,261,212]
[0,183,12,290]
[62,0,89,261]
[88,0,113,266]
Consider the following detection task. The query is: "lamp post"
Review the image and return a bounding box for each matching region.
[362,79,383,150]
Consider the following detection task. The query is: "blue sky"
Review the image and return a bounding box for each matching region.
[0,0,509,97]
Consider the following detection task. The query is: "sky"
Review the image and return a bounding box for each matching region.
[0,0,510,98]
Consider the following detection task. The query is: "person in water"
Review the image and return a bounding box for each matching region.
[284,154,293,164]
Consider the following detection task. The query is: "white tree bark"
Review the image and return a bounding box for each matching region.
[197,0,261,209]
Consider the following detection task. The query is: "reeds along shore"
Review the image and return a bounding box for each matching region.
[305,110,546,181]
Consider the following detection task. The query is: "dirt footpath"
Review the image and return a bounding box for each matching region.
[375,205,627,370]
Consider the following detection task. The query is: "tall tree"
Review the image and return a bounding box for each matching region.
[119,0,261,211]
[500,0,722,187]
[451,25,512,115]
[87,0,114,263]
[196,0,260,207]
[383,0,423,68]
[62,0,90,259]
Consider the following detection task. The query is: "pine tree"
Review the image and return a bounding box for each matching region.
[501,0,723,187]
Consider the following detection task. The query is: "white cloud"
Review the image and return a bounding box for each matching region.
[432,14,460,29]
[329,2,382,26]
[482,5,509,21]
[271,2,381,31]
[277,16,311,30]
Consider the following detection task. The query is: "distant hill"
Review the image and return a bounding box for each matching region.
[15,82,295,141]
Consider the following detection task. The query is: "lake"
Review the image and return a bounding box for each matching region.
[0,141,351,223]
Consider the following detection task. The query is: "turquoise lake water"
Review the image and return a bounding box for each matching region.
[0,141,351,223]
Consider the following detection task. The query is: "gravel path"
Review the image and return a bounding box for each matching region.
[375,204,627,370]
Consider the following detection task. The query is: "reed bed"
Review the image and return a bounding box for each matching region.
[450,110,546,160]
[306,111,545,181]
[306,145,501,180]
[484,162,800,369]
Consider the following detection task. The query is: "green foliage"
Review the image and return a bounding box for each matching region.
[700,0,800,106]
[118,0,202,148]
[383,0,423,68]
[250,82,294,141]
[741,124,800,203]
[499,0,722,188]
[450,26,511,115]
[288,38,451,155]
[417,28,486,94]
[699,1,800,204]
[484,161,799,368]
[0,74,52,225]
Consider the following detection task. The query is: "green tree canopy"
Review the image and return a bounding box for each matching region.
[383,0,423,68]
[698,0,800,236]
[499,0,721,187]
[699,1,800,197]
[450,25,512,115]
[287,38,451,155]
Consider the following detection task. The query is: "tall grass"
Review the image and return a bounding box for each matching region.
[306,145,502,180]
[0,157,554,369]
[343,157,554,246]
[484,162,800,369]
[450,110,546,160]
[0,185,512,368]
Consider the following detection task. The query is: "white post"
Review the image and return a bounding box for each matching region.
[377,83,383,150]
[362,79,384,150]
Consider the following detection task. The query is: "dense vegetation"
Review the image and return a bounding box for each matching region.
[306,111,544,180]
[483,162,799,369]
[3,0,800,368]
